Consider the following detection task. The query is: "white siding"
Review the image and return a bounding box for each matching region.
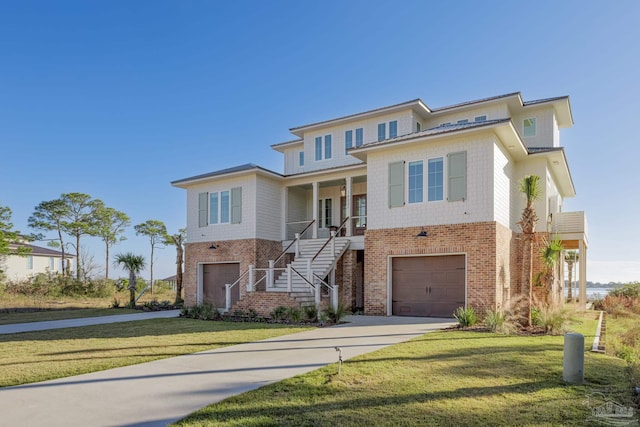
[2,253,70,281]
[186,175,257,243]
[255,176,283,241]
[282,143,304,175]
[493,140,514,229]
[512,106,556,148]
[366,134,496,229]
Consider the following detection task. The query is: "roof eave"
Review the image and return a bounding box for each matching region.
[171,166,283,188]
[528,149,576,197]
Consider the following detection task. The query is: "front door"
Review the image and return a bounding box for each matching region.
[352,194,366,236]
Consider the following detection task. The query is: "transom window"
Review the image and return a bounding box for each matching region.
[408,161,424,204]
[523,118,536,137]
[428,158,444,201]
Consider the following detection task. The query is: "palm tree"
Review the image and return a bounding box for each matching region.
[517,175,540,326]
[537,237,564,306]
[114,252,146,306]
[564,251,579,302]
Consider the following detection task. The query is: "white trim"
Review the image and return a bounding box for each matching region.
[386,252,467,316]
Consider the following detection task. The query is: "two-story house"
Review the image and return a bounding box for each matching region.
[172,92,588,317]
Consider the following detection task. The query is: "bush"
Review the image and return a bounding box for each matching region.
[323,302,349,324]
[286,306,302,323]
[270,306,288,321]
[609,282,640,299]
[484,309,518,334]
[532,304,573,335]
[182,303,220,321]
[304,305,318,322]
[453,307,477,327]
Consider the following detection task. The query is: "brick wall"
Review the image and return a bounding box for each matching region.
[232,292,301,317]
[364,222,505,316]
[183,238,282,306]
[336,250,358,311]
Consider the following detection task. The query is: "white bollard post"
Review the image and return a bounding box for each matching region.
[315,278,321,309]
[225,284,231,312]
[247,264,255,292]
[563,333,584,384]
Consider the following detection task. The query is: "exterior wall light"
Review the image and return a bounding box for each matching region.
[417,229,428,237]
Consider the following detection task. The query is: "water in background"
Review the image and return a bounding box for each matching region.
[564,287,614,301]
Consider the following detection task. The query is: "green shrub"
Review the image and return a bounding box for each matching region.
[323,302,349,324]
[609,282,640,299]
[304,305,318,322]
[270,306,288,321]
[484,309,517,334]
[453,306,477,327]
[247,308,258,319]
[532,304,573,335]
[183,303,219,321]
[286,306,302,323]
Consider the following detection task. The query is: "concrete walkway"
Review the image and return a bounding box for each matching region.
[0,310,182,334]
[0,315,454,426]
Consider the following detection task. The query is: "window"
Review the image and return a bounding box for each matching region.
[474,115,487,122]
[315,136,322,161]
[27,256,33,270]
[49,257,55,270]
[416,122,421,132]
[388,161,405,208]
[457,119,469,124]
[315,135,331,160]
[318,198,332,228]
[389,120,398,138]
[324,135,332,159]
[355,128,363,147]
[523,118,536,137]
[428,158,444,201]
[299,151,304,166]
[345,130,353,154]
[378,123,386,141]
[447,151,467,202]
[408,161,423,203]
[202,189,241,226]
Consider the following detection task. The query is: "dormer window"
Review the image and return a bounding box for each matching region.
[524,118,536,137]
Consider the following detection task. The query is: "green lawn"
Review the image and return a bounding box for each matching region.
[0,307,139,325]
[175,313,635,426]
[0,319,311,387]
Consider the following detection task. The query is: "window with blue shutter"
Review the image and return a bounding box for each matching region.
[389,120,398,138]
[315,137,322,161]
[388,161,405,208]
[447,151,467,202]
[324,135,332,159]
[199,192,208,227]
[378,123,386,141]
[345,130,352,154]
[356,128,363,147]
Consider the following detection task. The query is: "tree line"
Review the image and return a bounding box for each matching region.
[0,194,185,304]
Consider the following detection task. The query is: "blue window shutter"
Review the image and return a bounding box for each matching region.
[345,130,352,154]
[378,123,386,141]
[448,151,467,202]
[231,187,242,224]
[356,128,363,147]
[325,135,332,159]
[315,137,322,161]
[388,161,405,208]
[389,120,398,138]
[198,192,208,227]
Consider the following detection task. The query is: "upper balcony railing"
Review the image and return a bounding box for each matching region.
[552,211,588,236]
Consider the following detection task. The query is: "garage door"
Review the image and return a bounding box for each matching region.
[392,255,465,317]
[203,263,240,309]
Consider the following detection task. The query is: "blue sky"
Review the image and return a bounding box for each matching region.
[1,1,638,283]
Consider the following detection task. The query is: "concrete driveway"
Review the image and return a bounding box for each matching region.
[0,315,454,426]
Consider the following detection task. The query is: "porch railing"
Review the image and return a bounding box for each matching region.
[286,220,315,240]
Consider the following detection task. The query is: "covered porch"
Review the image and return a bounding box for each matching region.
[553,211,589,308]
[283,172,367,242]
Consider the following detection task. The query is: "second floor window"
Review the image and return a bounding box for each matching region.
[355,128,363,147]
[345,130,352,154]
[315,135,332,160]
[378,123,386,141]
[524,118,536,137]
[299,151,304,166]
[428,158,444,201]
[408,161,423,204]
[389,120,398,138]
[209,191,230,224]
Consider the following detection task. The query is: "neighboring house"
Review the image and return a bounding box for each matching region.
[172,92,588,317]
[1,244,76,282]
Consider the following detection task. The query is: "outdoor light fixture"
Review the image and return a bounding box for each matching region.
[340,185,346,197]
[416,229,428,237]
[209,244,217,250]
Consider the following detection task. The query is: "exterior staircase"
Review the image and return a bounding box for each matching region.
[270,237,350,306]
